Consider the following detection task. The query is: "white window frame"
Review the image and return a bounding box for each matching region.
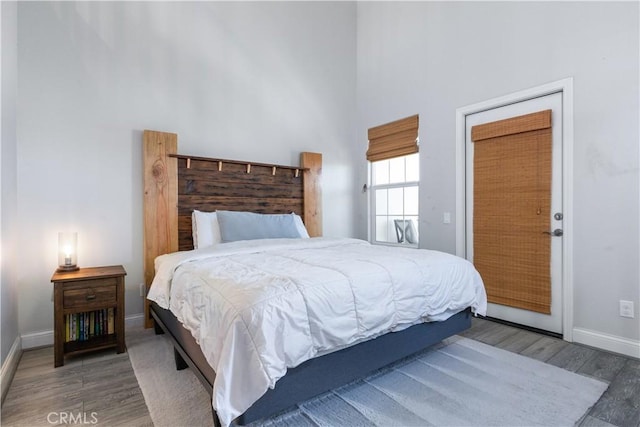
[368,155,419,248]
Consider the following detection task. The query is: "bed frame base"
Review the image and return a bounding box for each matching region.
[151,302,472,426]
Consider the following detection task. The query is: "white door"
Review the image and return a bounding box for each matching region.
[465,92,563,334]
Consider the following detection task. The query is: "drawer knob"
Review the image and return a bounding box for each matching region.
[86,294,97,301]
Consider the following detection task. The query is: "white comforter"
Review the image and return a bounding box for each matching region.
[147,238,487,426]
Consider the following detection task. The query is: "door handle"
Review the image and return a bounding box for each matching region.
[543,229,563,237]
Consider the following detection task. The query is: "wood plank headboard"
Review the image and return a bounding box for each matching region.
[142,130,322,328]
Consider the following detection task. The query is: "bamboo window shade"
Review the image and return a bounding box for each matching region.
[367,114,419,162]
[471,110,553,314]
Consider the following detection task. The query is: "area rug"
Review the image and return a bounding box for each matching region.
[128,332,607,427]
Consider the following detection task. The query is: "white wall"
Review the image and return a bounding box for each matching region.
[14,1,640,355]
[17,2,357,337]
[357,2,639,347]
[1,0,19,366]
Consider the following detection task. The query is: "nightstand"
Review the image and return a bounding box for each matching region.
[51,265,126,367]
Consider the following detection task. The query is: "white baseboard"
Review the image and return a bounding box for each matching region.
[125,313,145,327]
[21,329,53,349]
[572,327,640,359]
[1,336,22,403]
[21,313,146,350]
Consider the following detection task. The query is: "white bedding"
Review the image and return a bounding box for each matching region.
[147,237,487,426]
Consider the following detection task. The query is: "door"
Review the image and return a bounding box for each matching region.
[465,92,563,334]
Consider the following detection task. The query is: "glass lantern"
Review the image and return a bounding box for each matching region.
[57,232,79,272]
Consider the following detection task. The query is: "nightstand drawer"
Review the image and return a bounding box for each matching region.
[63,283,117,308]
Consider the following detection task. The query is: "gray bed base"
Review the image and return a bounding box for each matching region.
[150,302,472,426]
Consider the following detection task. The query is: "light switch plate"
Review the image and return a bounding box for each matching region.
[619,300,634,318]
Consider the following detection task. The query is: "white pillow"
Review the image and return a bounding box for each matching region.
[191,210,222,249]
[292,213,310,238]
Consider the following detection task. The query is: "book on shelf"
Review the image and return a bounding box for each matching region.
[64,308,116,343]
[89,311,94,339]
[108,308,114,334]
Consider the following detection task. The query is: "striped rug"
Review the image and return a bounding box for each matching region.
[128,332,607,427]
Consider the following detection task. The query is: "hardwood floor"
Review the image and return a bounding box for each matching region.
[2,318,638,426]
[1,326,153,427]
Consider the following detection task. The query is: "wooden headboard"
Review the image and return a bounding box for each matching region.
[142,130,322,328]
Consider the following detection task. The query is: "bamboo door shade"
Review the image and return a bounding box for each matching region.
[367,114,419,162]
[471,110,553,314]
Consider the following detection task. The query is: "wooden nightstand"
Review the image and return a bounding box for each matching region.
[51,265,126,367]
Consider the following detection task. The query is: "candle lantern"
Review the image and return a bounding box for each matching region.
[57,232,79,272]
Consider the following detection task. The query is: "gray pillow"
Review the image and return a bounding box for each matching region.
[217,211,305,242]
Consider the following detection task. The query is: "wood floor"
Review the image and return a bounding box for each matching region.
[2,317,639,426]
[1,326,153,427]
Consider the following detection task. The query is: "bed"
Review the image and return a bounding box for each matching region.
[142,130,487,427]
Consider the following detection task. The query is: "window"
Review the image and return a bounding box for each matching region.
[370,154,419,246]
[367,114,419,246]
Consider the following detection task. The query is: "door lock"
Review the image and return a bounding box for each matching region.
[554,212,563,220]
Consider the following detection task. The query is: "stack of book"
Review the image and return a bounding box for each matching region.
[64,308,115,342]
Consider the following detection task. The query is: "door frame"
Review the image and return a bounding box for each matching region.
[455,78,574,341]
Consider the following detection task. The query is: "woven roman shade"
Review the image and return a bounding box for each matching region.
[367,114,419,162]
[472,110,553,314]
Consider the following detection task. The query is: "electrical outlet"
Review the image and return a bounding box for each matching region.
[619,300,634,318]
[139,283,145,297]
[443,212,451,224]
